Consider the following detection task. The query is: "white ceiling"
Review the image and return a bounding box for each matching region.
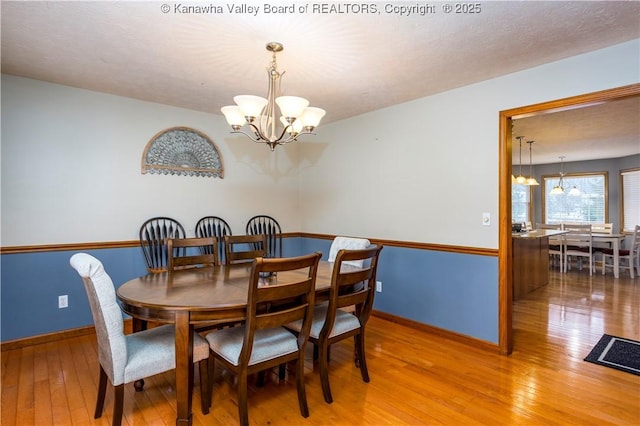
[2,1,639,163]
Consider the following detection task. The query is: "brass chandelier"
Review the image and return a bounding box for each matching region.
[221,42,326,151]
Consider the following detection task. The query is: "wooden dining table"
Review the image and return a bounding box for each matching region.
[117,260,342,425]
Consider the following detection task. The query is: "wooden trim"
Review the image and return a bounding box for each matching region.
[498,83,640,356]
[1,325,96,351]
[1,233,499,257]
[0,240,140,254]
[373,310,500,353]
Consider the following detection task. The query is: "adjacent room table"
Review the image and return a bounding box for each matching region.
[117,260,344,425]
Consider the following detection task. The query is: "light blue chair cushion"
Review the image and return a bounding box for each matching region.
[205,326,299,366]
[288,303,361,340]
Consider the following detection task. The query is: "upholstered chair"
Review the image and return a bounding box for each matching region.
[70,253,210,426]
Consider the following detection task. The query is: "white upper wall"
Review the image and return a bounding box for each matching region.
[1,76,302,245]
[298,39,640,248]
[2,39,639,248]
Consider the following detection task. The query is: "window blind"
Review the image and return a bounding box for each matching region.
[621,169,640,232]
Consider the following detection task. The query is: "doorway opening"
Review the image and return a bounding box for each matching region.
[497,83,640,354]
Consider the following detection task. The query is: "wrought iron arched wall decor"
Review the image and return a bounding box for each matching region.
[141,127,224,178]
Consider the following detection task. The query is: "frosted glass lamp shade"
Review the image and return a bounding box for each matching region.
[300,107,326,128]
[515,175,527,185]
[276,96,309,118]
[234,95,268,118]
[526,177,540,186]
[568,186,581,196]
[550,185,564,195]
[221,106,247,127]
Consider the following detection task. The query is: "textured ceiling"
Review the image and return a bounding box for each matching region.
[2,1,639,163]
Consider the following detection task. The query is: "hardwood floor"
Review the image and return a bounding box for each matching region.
[2,269,639,425]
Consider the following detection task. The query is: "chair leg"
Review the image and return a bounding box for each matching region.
[355,332,370,383]
[199,358,210,414]
[295,358,309,418]
[207,355,215,409]
[318,343,333,404]
[278,363,286,380]
[237,370,249,426]
[112,384,124,426]
[94,365,108,419]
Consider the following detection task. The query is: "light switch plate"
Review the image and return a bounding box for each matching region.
[482,212,491,226]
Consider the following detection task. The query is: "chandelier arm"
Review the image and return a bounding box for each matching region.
[231,128,265,142]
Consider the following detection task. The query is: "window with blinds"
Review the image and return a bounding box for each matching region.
[621,168,640,233]
[543,173,607,224]
[512,184,531,224]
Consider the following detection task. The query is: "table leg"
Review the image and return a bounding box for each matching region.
[613,238,620,279]
[175,311,194,426]
[132,318,146,391]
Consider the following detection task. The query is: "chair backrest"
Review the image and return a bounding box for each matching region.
[240,252,322,366]
[246,215,282,258]
[167,237,218,270]
[536,223,562,230]
[322,245,383,339]
[70,253,126,385]
[195,216,232,264]
[139,217,186,273]
[591,223,614,235]
[630,225,640,254]
[224,234,267,265]
[328,236,371,267]
[564,224,592,249]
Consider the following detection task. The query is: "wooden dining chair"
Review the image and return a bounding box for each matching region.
[602,224,640,278]
[224,234,267,265]
[195,216,232,265]
[537,223,565,271]
[286,244,383,404]
[564,224,594,274]
[167,236,218,270]
[139,217,186,273]
[69,253,211,426]
[246,215,282,258]
[203,252,322,426]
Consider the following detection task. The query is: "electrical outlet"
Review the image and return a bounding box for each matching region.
[58,295,68,309]
[376,281,382,293]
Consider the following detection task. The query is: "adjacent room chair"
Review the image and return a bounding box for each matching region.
[328,236,371,267]
[69,253,210,426]
[246,215,282,258]
[536,223,565,271]
[563,224,594,274]
[203,252,322,426]
[224,234,267,265]
[139,217,186,273]
[286,245,383,404]
[195,216,232,265]
[602,225,640,278]
[167,237,218,270]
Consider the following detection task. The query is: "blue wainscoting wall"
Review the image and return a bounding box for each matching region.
[1,237,499,344]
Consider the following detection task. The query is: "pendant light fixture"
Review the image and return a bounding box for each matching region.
[221,42,326,151]
[568,185,581,196]
[525,140,539,186]
[514,136,527,184]
[550,156,566,195]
